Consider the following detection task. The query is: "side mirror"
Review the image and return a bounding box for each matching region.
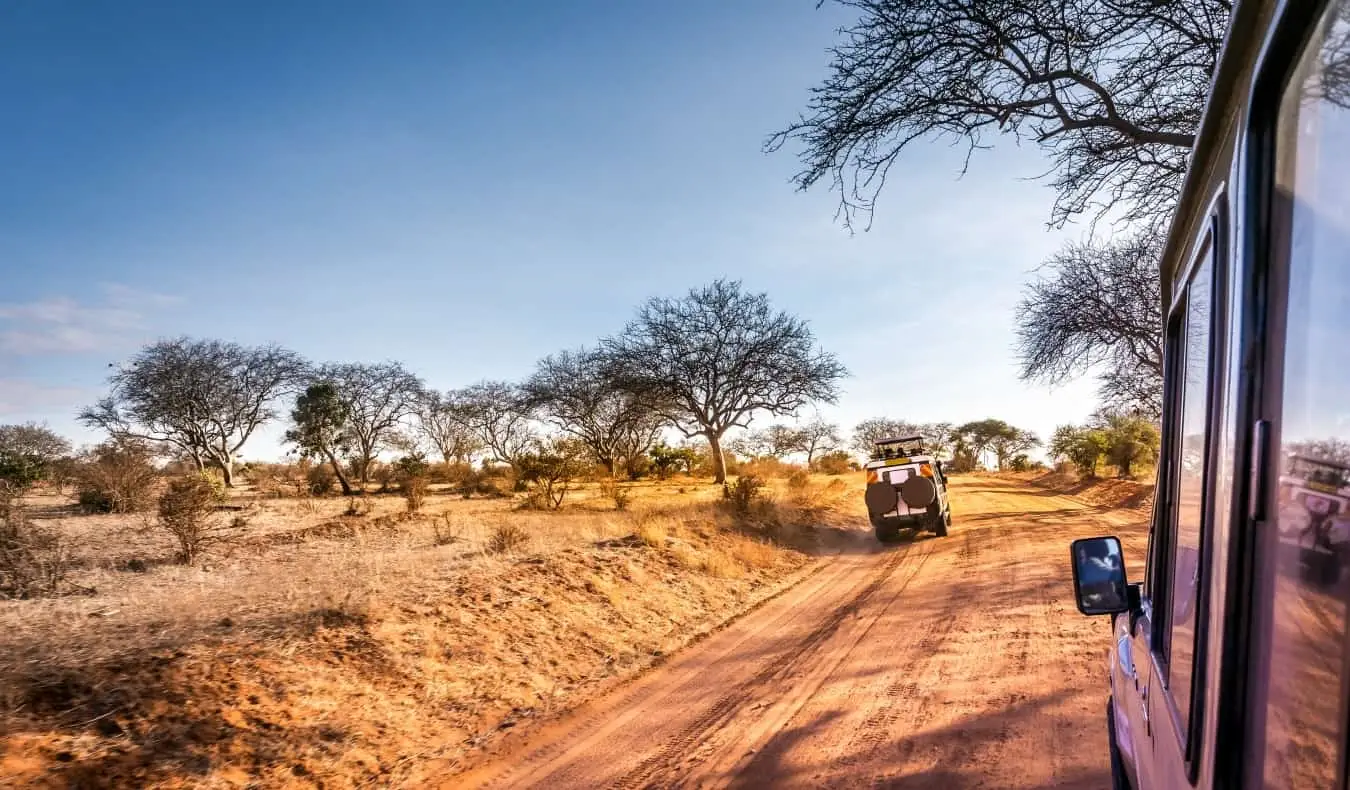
[1070,536,1130,616]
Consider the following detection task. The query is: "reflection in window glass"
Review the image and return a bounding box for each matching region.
[1264,3,1350,787]
[1166,248,1211,740]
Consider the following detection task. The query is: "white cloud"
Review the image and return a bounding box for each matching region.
[0,284,179,356]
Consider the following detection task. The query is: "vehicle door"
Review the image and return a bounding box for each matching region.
[1244,3,1350,785]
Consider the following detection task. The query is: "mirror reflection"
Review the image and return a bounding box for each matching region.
[1072,536,1129,615]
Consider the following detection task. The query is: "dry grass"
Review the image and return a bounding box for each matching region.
[0,473,859,788]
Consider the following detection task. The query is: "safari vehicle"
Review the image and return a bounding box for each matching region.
[1067,0,1350,787]
[863,435,951,541]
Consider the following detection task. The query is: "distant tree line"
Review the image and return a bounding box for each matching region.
[849,417,1040,472]
[49,279,846,493]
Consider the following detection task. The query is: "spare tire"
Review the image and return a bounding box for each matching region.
[900,475,937,509]
[864,482,899,516]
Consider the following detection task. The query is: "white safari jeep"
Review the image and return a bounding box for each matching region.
[863,436,951,542]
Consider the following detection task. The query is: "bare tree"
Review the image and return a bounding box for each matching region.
[851,418,923,456]
[768,0,1228,230]
[1288,438,1350,467]
[1017,232,1164,419]
[799,419,841,465]
[412,390,483,464]
[79,338,307,487]
[602,280,845,484]
[316,362,424,485]
[921,422,957,460]
[454,381,538,469]
[523,348,665,476]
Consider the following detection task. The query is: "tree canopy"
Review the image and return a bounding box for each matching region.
[79,338,307,486]
[1016,232,1164,418]
[602,280,845,483]
[524,348,664,476]
[769,0,1228,230]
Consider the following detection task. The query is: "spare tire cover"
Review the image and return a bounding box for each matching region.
[864,482,900,516]
[900,475,937,509]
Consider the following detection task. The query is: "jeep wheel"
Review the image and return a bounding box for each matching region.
[875,524,901,543]
[932,517,948,538]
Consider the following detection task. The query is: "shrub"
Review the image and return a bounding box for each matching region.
[344,496,373,517]
[516,439,588,510]
[786,469,811,490]
[75,439,159,514]
[432,514,462,546]
[1050,425,1110,478]
[307,464,337,496]
[487,522,530,554]
[157,475,238,565]
[649,444,699,479]
[403,475,428,513]
[598,478,631,511]
[372,462,398,493]
[0,497,70,599]
[812,450,854,476]
[457,468,504,499]
[623,454,653,481]
[723,474,766,517]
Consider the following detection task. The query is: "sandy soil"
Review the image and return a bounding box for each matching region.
[448,475,1149,789]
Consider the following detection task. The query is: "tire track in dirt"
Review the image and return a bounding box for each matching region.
[446,476,1138,789]
[609,538,933,788]
[685,537,939,786]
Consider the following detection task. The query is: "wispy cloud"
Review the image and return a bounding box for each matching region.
[0,379,97,418]
[0,284,179,356]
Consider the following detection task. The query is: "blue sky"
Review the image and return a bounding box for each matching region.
[0,0,1099,460]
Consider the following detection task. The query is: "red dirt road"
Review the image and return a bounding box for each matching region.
[447,476,1148,789]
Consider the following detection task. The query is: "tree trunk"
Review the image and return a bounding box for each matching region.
[324,449,354,496]
[708,432,728,484]
[220,457,235,488]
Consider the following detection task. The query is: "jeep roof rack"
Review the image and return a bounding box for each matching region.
[871,435,928,460]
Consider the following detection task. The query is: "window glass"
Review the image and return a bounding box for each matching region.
[1164,246,1211,739]
[1263,3,1350,786]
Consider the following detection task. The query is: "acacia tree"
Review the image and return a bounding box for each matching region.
[316,362,424,485]
[523,348,665,476]
[732,424,810,460]
[1095,410,1160,478]
[79,338,307,487]
[799,419,842,465]
[285,382,355,496]
[957,419,1036,470]
[851,419,953,458]
[602,280,845,484]
[1017,233,1165,419]
[769,0,1228,231]
[0,423,71,496]
[1051,424,1110,477]
[454,381,538,469]
[851,418,923,456]
[412,390,483,463]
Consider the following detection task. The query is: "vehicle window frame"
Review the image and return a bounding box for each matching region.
[1152,209,1226,778]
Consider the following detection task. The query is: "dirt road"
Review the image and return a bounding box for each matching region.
[448,476,1148,789]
